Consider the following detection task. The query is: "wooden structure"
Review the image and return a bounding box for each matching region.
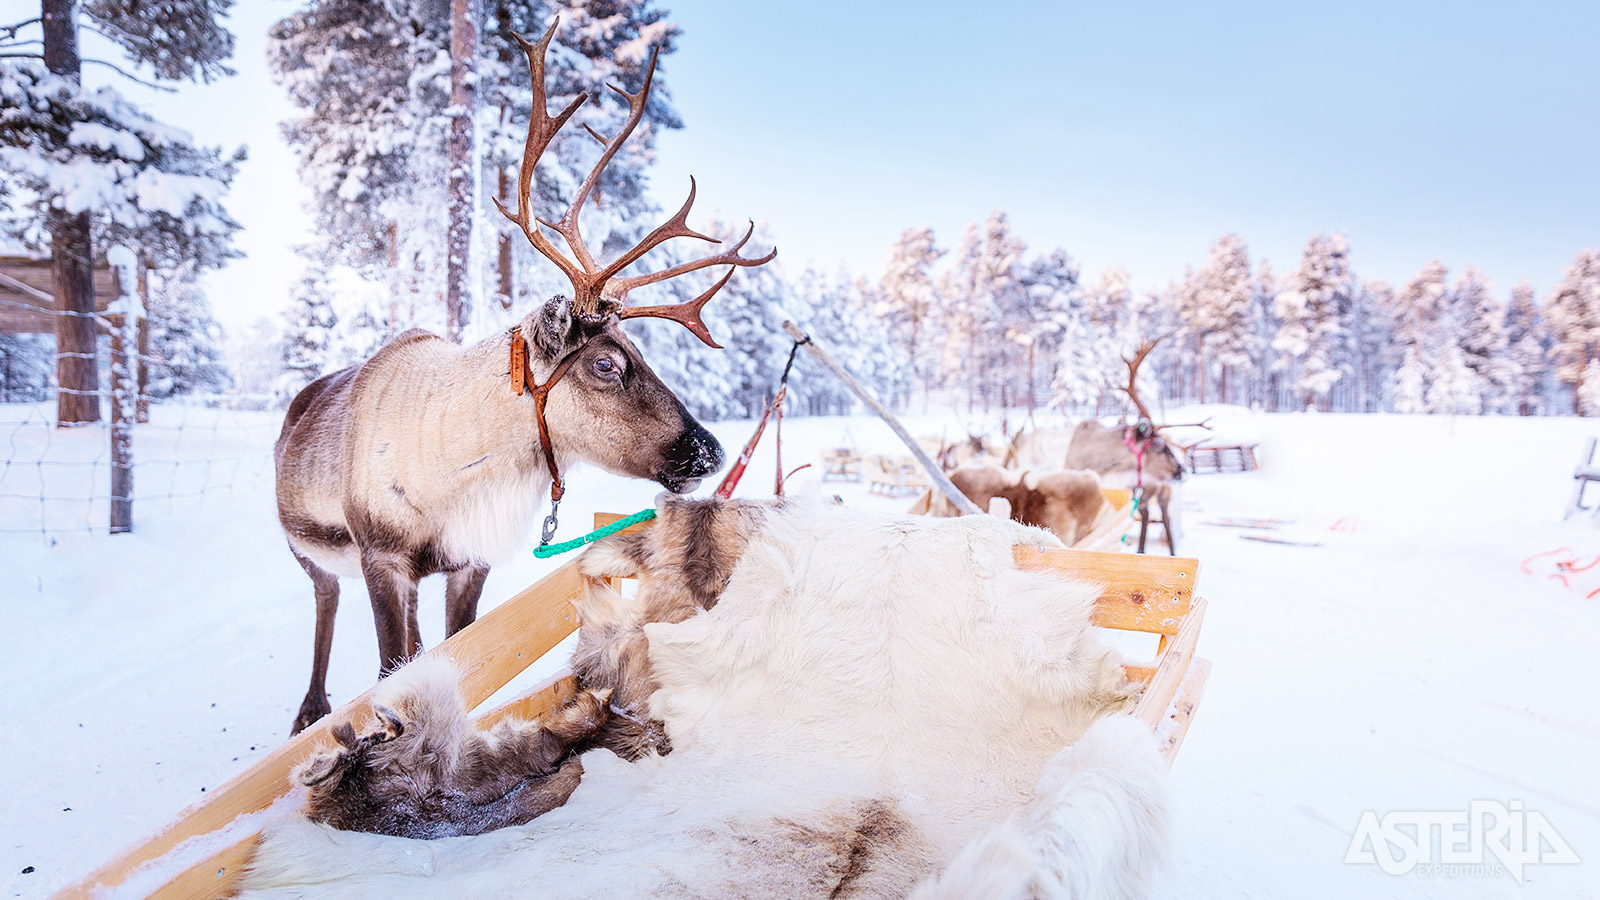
[0,256,118,333]
[1185,442,1259,474]
[51,511,1211,900]
[1565,437,1600,519]
[865,454,930,496]
[819,447,863,482]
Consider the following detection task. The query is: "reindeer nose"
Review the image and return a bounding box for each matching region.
[658,416,724,492]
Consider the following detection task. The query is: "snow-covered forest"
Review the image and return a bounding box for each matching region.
[2,0,1595,422]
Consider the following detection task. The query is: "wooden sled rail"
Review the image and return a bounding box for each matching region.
[53,513,1209,900]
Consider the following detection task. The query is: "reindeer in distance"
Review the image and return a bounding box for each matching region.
[274,21,774,734]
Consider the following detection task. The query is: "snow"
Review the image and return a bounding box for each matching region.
[1,407,1597,899]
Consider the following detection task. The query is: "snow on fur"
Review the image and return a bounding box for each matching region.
[239,499,1165,898]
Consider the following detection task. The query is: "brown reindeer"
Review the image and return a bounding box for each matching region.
[275,22,774,734]
[1062,339,1204,554]
[928,464,1110,547]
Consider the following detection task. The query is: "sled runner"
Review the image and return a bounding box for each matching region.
[51,511,1210,900]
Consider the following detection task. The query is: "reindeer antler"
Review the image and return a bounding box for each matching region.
[495,19,776,346]
[1121,338,1162,423]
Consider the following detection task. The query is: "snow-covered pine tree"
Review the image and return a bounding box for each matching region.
[270,0,680,351]
[1250,259,1281,409]
[144,275,231,398]
[1544,249,1600,415]
[1504,279,1549,415]
[1163,264,1201,403]
[1053,265,1129,415]
[1273,233,1352,411]
[1017,248,1081,413]
[1391,260,1450,414]
[1453,266,1514,413]
[276,264,338,404]
[0,0,241,422]
[972,211,1027,411]
[936,222,983,409]
[876,227,944,405]
[1351,279,1399,412]
[1195,233,1254,405]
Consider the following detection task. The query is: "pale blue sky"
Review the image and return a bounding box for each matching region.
[13,0,1596,329]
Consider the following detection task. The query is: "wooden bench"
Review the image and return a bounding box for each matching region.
[51,512,1211,900]
[1185,442,1259,474]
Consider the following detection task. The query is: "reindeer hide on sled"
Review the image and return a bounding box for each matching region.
[240,499,1171,900]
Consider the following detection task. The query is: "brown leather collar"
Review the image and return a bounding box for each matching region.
[510,329,591,506]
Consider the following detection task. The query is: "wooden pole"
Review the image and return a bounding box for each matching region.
[108,266,134,534]
[782,320,982,516]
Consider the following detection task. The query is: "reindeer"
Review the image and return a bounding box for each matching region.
[1063,339,1204,555]
[275,22,774,734]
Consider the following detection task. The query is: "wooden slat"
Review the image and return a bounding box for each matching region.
[1015,545,1197,634]
[49,559,588,900]
[142,838,258,900]
[475,671,579,729]
[1100,488,1131,510]
[1132,596,1207,729]
[1156,657,1211,765]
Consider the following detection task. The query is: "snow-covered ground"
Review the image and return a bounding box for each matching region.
[1,406,1596,898]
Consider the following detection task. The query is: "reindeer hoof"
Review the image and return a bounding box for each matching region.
[291,693,332,736]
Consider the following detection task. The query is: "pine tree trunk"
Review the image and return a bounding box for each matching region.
[44,0,99,425]
[445,0,480,340]
[496,167,512,310]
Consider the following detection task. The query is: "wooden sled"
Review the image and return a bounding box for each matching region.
[819,447,863,482]
[52,512,1211,900]
[865,453,930,496]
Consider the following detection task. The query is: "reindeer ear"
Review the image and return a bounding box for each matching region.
[524,296,576,360]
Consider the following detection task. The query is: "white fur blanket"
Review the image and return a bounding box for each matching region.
[241,501,1169,899]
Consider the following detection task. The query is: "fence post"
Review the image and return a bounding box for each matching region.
[107,249,141,534]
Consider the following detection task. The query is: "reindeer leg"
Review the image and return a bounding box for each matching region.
[1159,487,1177,556]
[1137,493,1151,554]
[291,548,341,735]
[405,589,424,658]
[445,565,490,636]
[360,554,418,678]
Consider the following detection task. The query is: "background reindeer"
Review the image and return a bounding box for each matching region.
[1063,338,1204,554]
[274,23,774,734]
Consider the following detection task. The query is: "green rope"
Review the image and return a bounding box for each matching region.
[533,508,657,558]
[1119,492,1142,545]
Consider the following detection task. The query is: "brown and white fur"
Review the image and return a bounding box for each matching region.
[930,463,1111,547]
[291,496,776,839]
[275,296,724,734]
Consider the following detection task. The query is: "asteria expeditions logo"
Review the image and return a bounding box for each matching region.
[1345,800,1581,883]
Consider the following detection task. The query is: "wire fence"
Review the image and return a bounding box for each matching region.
[0,272,279,537]
[0,396,278,536]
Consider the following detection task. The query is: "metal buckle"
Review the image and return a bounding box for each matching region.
[540,499,561,546]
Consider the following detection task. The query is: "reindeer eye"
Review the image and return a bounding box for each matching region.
[593,357,617,377]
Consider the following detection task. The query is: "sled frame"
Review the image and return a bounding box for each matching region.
[52,512,1210,900]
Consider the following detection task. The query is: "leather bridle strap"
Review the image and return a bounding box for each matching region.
[511,329,592,544]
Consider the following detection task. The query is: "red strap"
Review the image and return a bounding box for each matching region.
[517,332,589,503]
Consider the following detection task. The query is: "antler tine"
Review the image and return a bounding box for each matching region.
[1121,337,1162,423]
[593,176,718,284]
[540,44,663,298]
[493,20,589,288]
[608,219,778,300]
[617,266,737,349]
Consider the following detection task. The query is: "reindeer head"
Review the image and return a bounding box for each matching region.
[497,22,778,493]
[1119,338,1208,484]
